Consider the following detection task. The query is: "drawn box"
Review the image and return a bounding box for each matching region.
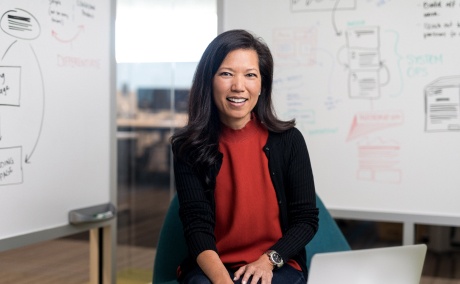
[346,26,380,49]
[348,48,381,70]
[348,70,380,99]
[0,66,21,106]
[425,76,460,132]
[0,146,23,186]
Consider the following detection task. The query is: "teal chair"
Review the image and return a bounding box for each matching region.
[152,194,350,284]
[153,195,187,284]
[305,195,351,268]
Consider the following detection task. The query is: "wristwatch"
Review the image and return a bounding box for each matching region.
[265,250,284,269]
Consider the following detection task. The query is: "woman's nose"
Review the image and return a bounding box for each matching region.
[231,75,245,92]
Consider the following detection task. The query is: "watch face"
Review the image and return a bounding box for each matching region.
[271,252,282,264]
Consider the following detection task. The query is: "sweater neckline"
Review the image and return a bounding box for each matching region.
[220,114,265,143]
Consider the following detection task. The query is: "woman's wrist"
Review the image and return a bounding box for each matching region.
[262,253,275,270]
[197,250,232,283]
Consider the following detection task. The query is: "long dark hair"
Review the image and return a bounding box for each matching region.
[171,29,295,183]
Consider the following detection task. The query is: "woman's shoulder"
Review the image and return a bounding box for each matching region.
[267,127,309,161]
[266,128,306,153]
[269,126,304,141]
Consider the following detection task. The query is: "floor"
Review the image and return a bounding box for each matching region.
[1,185,459,283]
[0,239,155,284]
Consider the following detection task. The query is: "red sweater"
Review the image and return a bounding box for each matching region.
[215,117,300,270]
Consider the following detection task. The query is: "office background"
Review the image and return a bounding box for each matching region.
[1,0,460,283]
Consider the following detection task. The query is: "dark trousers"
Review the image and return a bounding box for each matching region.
[180,264,306,284]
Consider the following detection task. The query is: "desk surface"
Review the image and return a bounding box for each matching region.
[117,112,188,129]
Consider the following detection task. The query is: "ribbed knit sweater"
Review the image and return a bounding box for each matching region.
[173,117,319,280]
[215,118,300,270]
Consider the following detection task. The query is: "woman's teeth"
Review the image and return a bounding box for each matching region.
[227,98,247,103]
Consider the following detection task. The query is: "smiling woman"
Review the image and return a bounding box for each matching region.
[170,29,319,284]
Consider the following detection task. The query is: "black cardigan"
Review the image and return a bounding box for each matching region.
[174,127,319,280]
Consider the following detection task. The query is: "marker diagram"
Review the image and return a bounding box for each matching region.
[0,1,97,187]
[356,137,402,184]
[286,1,401,184]
[344,26,390,100]
[284,0,460,185]
[0,8,44,186]
[425,76,460,132]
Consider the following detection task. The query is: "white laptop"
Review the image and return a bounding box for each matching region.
[307,244,427,284]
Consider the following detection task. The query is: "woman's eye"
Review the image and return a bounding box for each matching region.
[246,73,257,77]
[220,72,232,76]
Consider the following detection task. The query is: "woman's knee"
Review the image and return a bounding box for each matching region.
[271,265,306,284]
[180,267,212,284]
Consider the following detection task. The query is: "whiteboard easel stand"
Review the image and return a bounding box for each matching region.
[90,223,116,284]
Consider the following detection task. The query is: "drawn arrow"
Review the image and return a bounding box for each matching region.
[1,40,18,61]
[380,61,390,86]
[332,0,343,36]
[0,40,17,142]
[385,30,404,97]
[336,45,349,69]
[25,44,45,164]
[51,25,85,43]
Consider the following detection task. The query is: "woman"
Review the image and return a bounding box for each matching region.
[171,29,318,284]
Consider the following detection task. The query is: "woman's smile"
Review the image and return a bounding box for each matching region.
[226,96,248,105]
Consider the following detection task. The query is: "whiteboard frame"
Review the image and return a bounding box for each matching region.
[329,209,460,245]
[0,0,117,282]
[0,219,115,253]
[217,0,460,246]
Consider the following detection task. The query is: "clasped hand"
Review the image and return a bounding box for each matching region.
[232,254,274,284]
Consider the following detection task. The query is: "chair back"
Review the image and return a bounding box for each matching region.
[305,195,351,269]
[152,196,186,284]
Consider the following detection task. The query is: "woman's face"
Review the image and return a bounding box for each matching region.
[212,48,261,130]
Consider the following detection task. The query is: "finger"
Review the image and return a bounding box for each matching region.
[261,271,273,284]
[241,273,251,284]
[241,268,255,284]
[233,266,246,281]
[249,271,262,284]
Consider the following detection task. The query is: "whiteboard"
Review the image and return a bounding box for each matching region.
[0,0,114,241]
[221,0,460,220]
